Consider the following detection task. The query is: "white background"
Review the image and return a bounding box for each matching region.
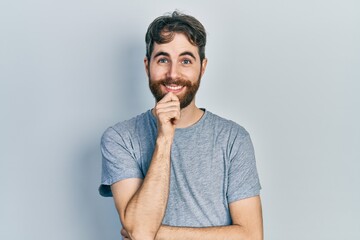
[1,1,359,239]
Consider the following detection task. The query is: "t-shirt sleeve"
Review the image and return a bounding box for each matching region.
[99,126,144,197]
[227,127,261,203]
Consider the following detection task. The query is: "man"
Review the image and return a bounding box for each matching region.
[99,11,263,240]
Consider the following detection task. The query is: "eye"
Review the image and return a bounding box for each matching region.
[158,58,168,64]
[182,59,192,65]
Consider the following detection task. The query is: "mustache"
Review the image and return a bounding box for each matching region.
[159,78,192,87]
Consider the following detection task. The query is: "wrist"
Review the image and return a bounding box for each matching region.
[156,135,174,146]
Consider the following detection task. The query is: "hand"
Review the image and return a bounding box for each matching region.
[121,228,131,240]
[153,92,180,139]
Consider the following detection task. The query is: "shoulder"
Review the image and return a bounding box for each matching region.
[101,110,152,144]
[205,110,250,138]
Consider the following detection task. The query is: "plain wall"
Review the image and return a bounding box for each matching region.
[1,0,359,239]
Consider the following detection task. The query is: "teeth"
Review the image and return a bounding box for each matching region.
[165,85,182,90]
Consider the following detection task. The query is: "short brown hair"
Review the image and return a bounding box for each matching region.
[145,11,207,62]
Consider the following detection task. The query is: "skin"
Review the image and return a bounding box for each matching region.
[111,33,263,240]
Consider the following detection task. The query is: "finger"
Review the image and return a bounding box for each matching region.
[155,105,180,114]
[156,96,180,107]
[155,103,180,118]
[158,92,179,103]
[156,104,180,115]
[157,110,180,122]
[156,102,180,111]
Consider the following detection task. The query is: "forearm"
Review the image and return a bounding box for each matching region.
[155,224,259,240]
[123,137,172,239]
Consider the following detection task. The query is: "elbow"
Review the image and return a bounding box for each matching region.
[122,223,156,240]
[121,210,161,240]
[247,230,263,240]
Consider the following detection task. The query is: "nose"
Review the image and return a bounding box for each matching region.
[166,62,179,80]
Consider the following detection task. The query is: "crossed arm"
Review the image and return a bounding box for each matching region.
[112,177,263,240]
[111,145,263,240]
[110,93,263,239]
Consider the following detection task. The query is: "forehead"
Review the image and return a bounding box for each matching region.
[152,33,199,58]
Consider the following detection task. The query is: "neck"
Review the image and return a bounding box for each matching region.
[175,101,204,128]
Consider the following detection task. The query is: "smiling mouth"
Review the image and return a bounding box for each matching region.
[164,84,184,92]
[165,84,183,90]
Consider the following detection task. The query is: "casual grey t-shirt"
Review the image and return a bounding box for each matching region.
[99,109,261,227]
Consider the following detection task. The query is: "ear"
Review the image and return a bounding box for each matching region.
[200,58,208,77]
[144,57,149,76]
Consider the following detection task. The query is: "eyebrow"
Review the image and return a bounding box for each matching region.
[179,51,197,61]
[153,51,170,59]
[153,51,197,61]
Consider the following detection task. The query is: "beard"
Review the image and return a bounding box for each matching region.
[149,74,201,109]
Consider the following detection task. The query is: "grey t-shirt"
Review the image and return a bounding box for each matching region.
[99,109,261,227]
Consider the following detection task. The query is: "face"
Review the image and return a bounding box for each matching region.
[145,33,207,109]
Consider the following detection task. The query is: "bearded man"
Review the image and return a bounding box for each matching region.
[99,11,263,240]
